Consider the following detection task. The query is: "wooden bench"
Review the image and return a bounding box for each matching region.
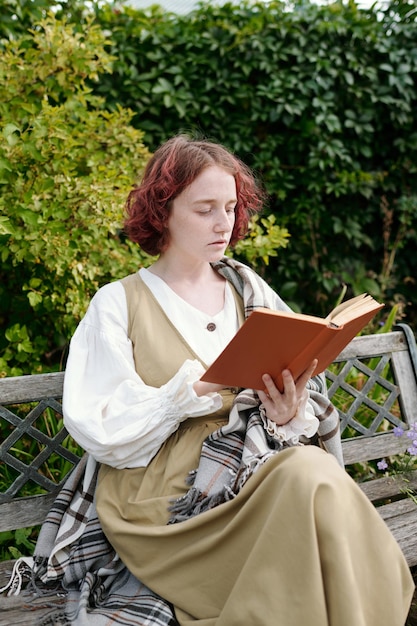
[1,323,417,624]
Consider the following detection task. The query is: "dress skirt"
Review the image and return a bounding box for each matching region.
[96,412,414,626]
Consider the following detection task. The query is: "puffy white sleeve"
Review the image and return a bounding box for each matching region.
[62,282,222,469]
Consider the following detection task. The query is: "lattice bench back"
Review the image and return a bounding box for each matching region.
[327,323,417,466]
[0,372,81,530]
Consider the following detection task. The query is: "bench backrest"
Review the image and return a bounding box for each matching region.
[329,323,417,463]
[327,323,417,503]
[1,324,417,532]
[0,371,75,530]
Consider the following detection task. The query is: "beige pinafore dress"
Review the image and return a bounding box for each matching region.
[96,274,414,626]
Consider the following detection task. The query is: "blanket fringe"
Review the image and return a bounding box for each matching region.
[185,469,197,486]
[168,452,277,524]
[0,556,34,596]
[168,484,237,524]
[0,555,66,601]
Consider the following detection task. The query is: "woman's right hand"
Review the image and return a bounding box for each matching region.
[257,359,317,426]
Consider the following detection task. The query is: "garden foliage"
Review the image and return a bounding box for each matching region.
[1,0,417,374]
[0,9,287,374]
[91,0,417,315]
[0,15,152,375]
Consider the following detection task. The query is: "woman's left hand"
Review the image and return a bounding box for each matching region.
[256,359,318,426]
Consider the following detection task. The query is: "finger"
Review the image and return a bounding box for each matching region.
[295,359,318,389]
[260,373,276,395]
[281,369,296,395]
[261,372,292,401]
[257,389,270,405]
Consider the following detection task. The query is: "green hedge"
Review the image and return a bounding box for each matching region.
[91,0,417,317]
[0,15,152,375]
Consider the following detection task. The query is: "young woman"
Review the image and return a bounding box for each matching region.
[63,135,414,625]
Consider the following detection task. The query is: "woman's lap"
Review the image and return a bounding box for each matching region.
[97,446,414,625]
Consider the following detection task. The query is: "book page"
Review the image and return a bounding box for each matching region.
[327,294,381,327]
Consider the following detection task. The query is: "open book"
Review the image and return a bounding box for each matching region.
[201,293,384,392]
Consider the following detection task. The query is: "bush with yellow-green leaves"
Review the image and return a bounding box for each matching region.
[0,16,153,375]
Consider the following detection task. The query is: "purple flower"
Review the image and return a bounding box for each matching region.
[407,446,417,457]
[377,459,388,470]
[393,426,404,437]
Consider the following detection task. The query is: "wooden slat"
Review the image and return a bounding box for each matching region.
[358,469,417,502]
[378,497,417,521]
[334,331,407,360]
[0,596,66,626]
[0,494,57,532]
[0,372,64,404]
[341,431,410,465]
[378,500,417,567]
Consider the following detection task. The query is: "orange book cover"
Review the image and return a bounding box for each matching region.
[201,294,384,392]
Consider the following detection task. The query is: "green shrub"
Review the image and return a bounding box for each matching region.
[0,15,152,375]
[91,0,417,319]
[0,11,289,374]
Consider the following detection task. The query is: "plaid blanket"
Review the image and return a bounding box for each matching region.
[0,454,178,625]
[1,258,343,624]
[169,383,342,523]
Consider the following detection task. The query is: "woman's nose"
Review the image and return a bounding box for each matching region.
[215,209,232,231]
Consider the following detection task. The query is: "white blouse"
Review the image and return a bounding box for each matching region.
[63,268,319,468]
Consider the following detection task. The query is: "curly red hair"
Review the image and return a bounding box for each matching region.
[124,135,265,256]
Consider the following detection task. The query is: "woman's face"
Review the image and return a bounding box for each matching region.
[164,165,237,264]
